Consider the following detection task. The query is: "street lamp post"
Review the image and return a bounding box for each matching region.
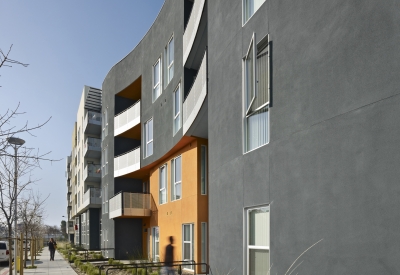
[7,137,25,270]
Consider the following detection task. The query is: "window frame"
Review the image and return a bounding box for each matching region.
[243,33,270,154]
[200,145,207,195]
[102,107,108,141]
[173,83,181,135]
[152,57,162,102]
[165,35,174,86]
[182,223,194,270]
[159,164,168,205]
[243,205,270,275]
[171,155,182,201]
[144,118,154,158]
[152,226,160,262]
[242,0,266,25]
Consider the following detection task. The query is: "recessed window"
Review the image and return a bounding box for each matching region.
[243,33,270,153]
[182,223,194,270]
[153,58,162,102]
[102,108,108,141]
[101,146,108,177]
[245,206,270,275]
[173,84,181,135]
[243,0,266,25]
[165,36,174,86]
[144,118,154,158]
[201,145,207,195]
[171,155,182,201]
[159,164,167,205]
[152,227,160,261]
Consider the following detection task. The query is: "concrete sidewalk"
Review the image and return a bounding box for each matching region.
[0,249,77,275]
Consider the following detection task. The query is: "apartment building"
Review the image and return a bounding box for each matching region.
[66,86,102,249]
[65,0,400,274]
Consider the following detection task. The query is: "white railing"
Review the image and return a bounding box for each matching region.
[183,51,207,134]
[109,192,151,219]
[183,0,206,64]
[114,147,140,177]
[82,187,101,208]
[114,100,141,136]
[109,193,123,218]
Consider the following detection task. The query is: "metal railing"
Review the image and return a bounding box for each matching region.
[82,187,101,207]
[85,110,102,124]
[183,51,207,133]
[114,147,140,177]
[109,192,151,218]
[84,164,101,180]
[183,0,206,64]
[84,137,101,151]
[114,100,141,135]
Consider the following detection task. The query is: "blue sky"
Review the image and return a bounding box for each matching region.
[0,0,164,227]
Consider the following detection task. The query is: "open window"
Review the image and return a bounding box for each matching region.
[243,33,270,153]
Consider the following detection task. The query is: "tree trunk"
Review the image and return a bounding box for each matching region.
[8,224,13,275]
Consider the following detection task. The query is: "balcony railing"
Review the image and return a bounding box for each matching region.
[183,0,206,64]
[114,100,141,136]
[109,192,151,219]
[84,164,101,182]
[82,187,101,208]
[183,51,207,134]
[114,147,140,177]
[84,137,101,158]
[84,111,102,135]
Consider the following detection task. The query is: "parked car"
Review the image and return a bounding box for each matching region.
[0,241,10,263]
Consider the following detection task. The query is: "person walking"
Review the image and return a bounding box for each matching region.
[48,238,57,261]
[164,236,175,275]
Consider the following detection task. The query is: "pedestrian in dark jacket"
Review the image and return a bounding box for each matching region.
[48,238,57,261]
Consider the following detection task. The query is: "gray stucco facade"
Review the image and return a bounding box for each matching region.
[208,0,400,274]
[96,0,400,273]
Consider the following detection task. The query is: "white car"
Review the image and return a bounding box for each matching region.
[0,241,10,263]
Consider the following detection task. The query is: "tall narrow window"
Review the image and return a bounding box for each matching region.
[171,155,182,201]
[243,0,266,24]
[243,33,270,153]
[173,84,181,135]
[152,227,160,261]
[183,224,194,270]
[153,58,161,102]
[159,165,167,204]
[144,118,153,158]
[102,108,108,140]
[201,222,207,272]
[245,206,270,275]
[102,146,108,177]
[165,36,174,85]
[201,145,207,195]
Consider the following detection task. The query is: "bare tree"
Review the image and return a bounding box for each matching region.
[19,191,48,267]
[0,44,28,87]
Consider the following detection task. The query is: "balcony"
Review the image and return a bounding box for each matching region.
[183,51,208,135]
[84,137,101,159]
[84,164,101,182]
[109,192,151,219]
[84,111,102,135]
[183,0,206,66]
[81,187,101,210]
[114,147,140,177]
[114,100,141,137]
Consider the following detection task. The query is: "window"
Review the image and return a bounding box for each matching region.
[243,33,270,153]
[245,206,270,275]
[153,58,162,102]
[102,108,108,140]
[159,165,167,204]
[201,222,207,272]
[144,118,153,158]
[165,36,174,86]
[182,224,194,270]
[78,191,80,207]
[102,146,108,177]
[243,0,266,24]
[171,155,182,201]
[201,145,207,195]
[173,84,181,135]
[152,227,160,261]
